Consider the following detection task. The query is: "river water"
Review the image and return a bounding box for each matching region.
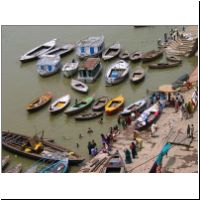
[1,25,197,172]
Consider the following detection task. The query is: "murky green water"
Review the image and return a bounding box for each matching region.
[1,25,197,172]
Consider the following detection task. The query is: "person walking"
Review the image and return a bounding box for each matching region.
[130,142,137,159]
[187,124,191,138]
[87,142,92,155]
[190,124,194,139]
[124,148,132,164]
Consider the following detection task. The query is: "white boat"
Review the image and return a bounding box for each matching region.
[105,60,130,85]
[36,55,61,77]
[48,94,71,113]
[78,58,102,83]
[62,60,79,78]
[102,43,121,60]
[20,39,57,62]
[76,35,104,59]
[120,99,147,116]
[71,79,89,93]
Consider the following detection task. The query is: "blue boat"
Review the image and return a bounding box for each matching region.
[76,35,104,59]
[39,159,69,173]
[37,55,62,77]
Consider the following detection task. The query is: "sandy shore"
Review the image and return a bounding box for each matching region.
[112,88,198,173]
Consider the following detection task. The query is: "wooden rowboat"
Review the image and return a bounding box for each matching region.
[4,163,23,173]
[120,99,147,116]
[2,131,84,165]
[41,43,75,57]
[119,50,130,59]
[130,66,145,83]
[26,92,53,112]
[142,50,163,62]
[105,96,125,115]
[48,94,71,113]
[75,111,103,121]
[166,55,182,62]
[2,155,10,170]
[92,96,109,111]
[64,96,94,115]
[100,152,126,173]
[71,79,88,93]
[20,39,57,62]
[102,43,121,60]
[129,51,142,62]
[105,60,130,85]
[38,159,69,173]
[149,61,181,69]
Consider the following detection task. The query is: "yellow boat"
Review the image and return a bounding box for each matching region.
[105,95,125,115]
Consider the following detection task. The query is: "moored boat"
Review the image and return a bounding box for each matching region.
[26,92,53,112]
[2,131,84,165]
[130,66,145,83]
[36,55,61,77]
[119,50,130,59]
[129,51,142,62]
[148,61,181,69]
[38,159,69,173]
[2,155,10,170]
[20,38,57,62]
[4,163,23,173]
[92,96,109,111]
[172,73,189,89]
[76,35,104,59]
[48,94,71,113]
[105,95,125,115]
[121,99,147,116]
[64,96,95,115]
[166,55,182,62]
[142,50,163,62]
[102,43,121,60]
[105,60,130,85]
[62,59,79,78]
[75,111,104,121]
[101,152,126,173]
[135,103,160,130]
[78,58,102,83]
[41,43,75,57]
[71,79,89,93]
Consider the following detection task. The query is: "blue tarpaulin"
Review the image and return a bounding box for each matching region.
[156,143,172,165]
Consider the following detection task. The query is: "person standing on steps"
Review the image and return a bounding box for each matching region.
[187,124,191,138]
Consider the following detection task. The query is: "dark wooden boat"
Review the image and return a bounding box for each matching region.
[92,96,109,111]
[26,92,53,112]
[71,79,89,93]
[20,39,57,62]
[149,61,181,69]
[102,43,121,60]
[101,152,126,173]
[119,50,130,59]
[2,155,10,170]
[166,55,182,62]
[75,111,103,121]
[64,96,94,115]
[2,131,84,165]
[38,159,69,173]
[142,50,163,62]
[4,163,23,173]
[130,66,145,83]
[129,51,142,62]
[41,44,75,57]
[172,73,189,89]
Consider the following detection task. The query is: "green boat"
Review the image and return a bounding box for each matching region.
[64,96,94,115]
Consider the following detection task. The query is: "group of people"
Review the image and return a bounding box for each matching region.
[117,115,132,130]
[87,140,98,156]
[124,138,138,164]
